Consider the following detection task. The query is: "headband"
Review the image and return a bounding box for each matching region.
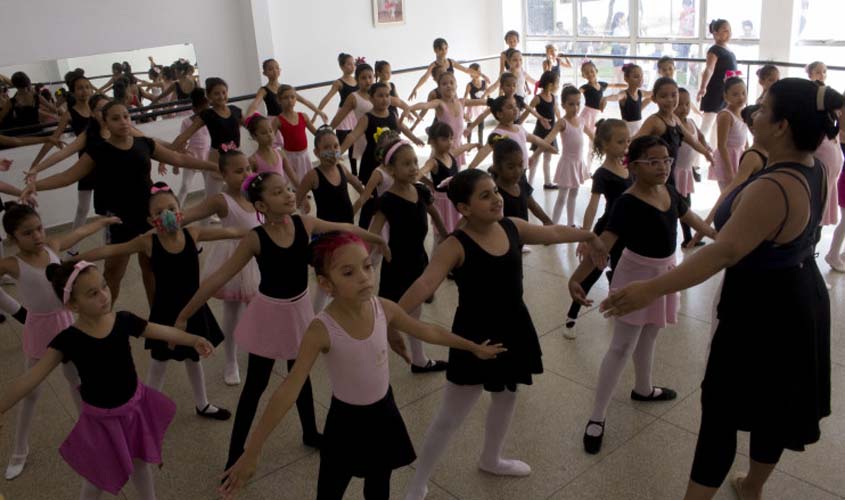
[817,84,827,111]
[244,112,263,128]
[63,261,95,304]
[383,140,410,166]
[241,173,262,194]
[724,69,743,81]
[150,185,171,194]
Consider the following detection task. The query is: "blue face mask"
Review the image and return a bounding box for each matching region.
[153,209,182,233]
[320,150,342,161]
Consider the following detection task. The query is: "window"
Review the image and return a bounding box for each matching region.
[639,0,700,38]
[637,43,704,88]
[526,0,574,36]
[798,0,845,41]
[577,0,630,37]
[704,0,762,40]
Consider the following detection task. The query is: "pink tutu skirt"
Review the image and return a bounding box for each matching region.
[815,137,844,225]
[580,107,600,134]
[433,190,461,237]
[709,147,741,182]
[59,383,175,495]
[285,149,314,184]
[23,309,74,359]
[674,164,695,196]
[234,290,314,360]
[201,240,259,302]
[555,155,587,188]
[339,113,357,134]
[610,249,679,328]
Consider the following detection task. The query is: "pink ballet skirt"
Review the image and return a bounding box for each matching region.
[674,142,696,196]
[815,137,843,225]
[201,240,259,302]
[23,309,74,359]
[554,120,587,188]
[579,106,600,134]
[709,114,747,182]
[234,290,314,360]
[433,190,461,237]
[610,249,679,328]
[59,383,176,495]
[285,149,314,184]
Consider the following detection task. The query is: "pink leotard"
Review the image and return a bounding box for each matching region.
[253,149,285,176]
[437,100,467,165]
[710,112,748,183]
[317,297,390,405]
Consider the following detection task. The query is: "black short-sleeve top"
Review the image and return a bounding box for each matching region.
[87,136,155,227]
[605,185,689,258]
[199,105,242,151]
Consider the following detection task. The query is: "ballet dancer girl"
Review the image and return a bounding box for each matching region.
[569,135,716,455]
[563,119,631,339]
[174,88,214,206]
[1,204,118,480]
[274,85,319,181]
[615,63,653,135]
[0,261,214,500]
[182,151,259,386]
[466,72,549,134]
[174,171,389,471]
[579,60,626,139]
[399,168,607,500]
[408,38,487,100]
[218,231,504,499]
[246,114,298,185]
[697,19,737,141]
[755,64,779,104]
[806,61,827,83]
[500,30,520,74]
[75,182,239,420]
[407,72,486,166]
[316,53,358,173]
[245,58,327,122]
[338,80,423,229]
[467,95,556,171]
[24,101,219,303]
[543,43,572,78]
[710,77,749,191]
[549,85,594,227]
[527,70,560,189]
[369,130,449,373]
[375,60,403,119]
[487,49,537,99]
[464,63,488,144]
[488,135,553,224]
[419,122,479,241]
[295,126,364,224]
[675,88,710,248]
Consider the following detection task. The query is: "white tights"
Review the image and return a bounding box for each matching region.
[700,112,718,146]
[552,187,579,226]
[826,207,845,261]
[146,359,211,410]
[68,190,93,254]
[0,287,21,315]
[590,321,661,423]
[406,307,431,368]
[78,459,156,500]
[221,301,244,379]
[529,151,553,186]
[10,356,81,459]
[404,383,526,500]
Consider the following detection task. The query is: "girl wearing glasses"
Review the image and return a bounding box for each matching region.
[568,135,716,455]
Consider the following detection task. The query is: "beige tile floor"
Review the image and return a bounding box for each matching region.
[0,153,842,500]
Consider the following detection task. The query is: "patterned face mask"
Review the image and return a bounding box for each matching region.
[320,150,342,161]
[152,209,183,233]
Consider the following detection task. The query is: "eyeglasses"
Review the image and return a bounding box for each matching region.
[630,157,674,168]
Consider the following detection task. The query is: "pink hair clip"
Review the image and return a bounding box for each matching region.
[220,141,238,153]
[150,185,171,194]
[241,173,260,194]
[355,56,367,65]
[244,112,262,128]
[63,261,95,304]
[0,158,11,172]
[724,70,743,81]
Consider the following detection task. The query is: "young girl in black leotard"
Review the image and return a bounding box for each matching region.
[399,169,607,500]
[175,171,388,473]
[75,182,240,421]
[528,71,560,189]
[370,130,449,374]
[317,53,359,173]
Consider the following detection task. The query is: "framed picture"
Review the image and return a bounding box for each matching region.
[373,0,405,26]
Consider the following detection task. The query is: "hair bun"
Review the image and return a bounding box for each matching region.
[45,262,62,283]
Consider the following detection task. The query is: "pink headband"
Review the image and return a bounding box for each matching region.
[63,261,95,304]
[150,185,171,194]
[244,112,262,128]
[383,140,410,166]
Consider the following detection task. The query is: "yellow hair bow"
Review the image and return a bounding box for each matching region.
[373,126,393,144]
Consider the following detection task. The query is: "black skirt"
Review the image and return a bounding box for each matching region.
[701,256,831,451]
[145,304,224,362]
[320,386,415,477]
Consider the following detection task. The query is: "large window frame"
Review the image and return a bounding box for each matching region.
[521,0,761,59]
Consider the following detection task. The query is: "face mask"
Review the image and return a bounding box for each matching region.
[152,209,182,233]
[320,150,342,161]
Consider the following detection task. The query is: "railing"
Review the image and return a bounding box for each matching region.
[2,52,843,140]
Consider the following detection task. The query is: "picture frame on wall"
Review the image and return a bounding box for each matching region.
[373,0,405,27]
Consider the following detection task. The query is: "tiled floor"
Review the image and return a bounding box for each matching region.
[0,151,842,500]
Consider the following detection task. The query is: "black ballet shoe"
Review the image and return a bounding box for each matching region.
[630,387,677,402]
[11,306,27,324]
[543,183,559,190]
[583,420,605,455]
[303,432,323,449]
[411,359,448,374]
[196,404,232,421]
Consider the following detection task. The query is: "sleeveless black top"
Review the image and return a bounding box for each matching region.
[657,115,684,187]
[254,216,309,298]
[262,85,282,116]
[199,105,242,151]
[580,82,608,110]
[68,107,91,136]
[469,80,487,99]
[619,90,642,121]
[338,79,358,107]
[313,165,353,223]
[175,81,193,100]
[360,112,398,183]
[701,45,737,113]
[11,94,39,129]
[739,148,768,170]
[430,154,458,192]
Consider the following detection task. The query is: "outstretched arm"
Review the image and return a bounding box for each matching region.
[408,64,435,101]
[0,349,63,415]
[74,234,150,262]
[52,216,122,253]
[398,237,462,313]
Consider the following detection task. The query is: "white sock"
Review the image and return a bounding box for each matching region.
[407,308,430,367]
[565,188,579,227]
[631,325,661,397]
[478,389,530,476]
[185,360,214,411]
[221,301,243,381]
[404,383,483,500]
[130,459,157,500]
[67,190,93,254]
[79,478,104,500]
[146,359,168,392]
[590,320,644,423]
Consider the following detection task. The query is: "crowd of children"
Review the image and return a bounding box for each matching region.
[0,27,840,500]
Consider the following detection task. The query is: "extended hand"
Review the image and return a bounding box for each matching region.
[194,337,214,358]
[219,453,258,499]
[473,340,507,360]
[600,280,656,318]
[568,280,592,306]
